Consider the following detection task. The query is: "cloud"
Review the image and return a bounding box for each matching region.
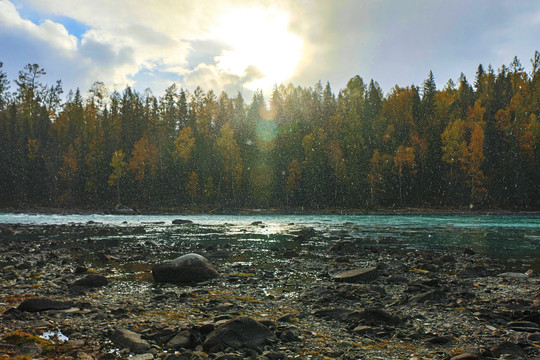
[1,0,539,100]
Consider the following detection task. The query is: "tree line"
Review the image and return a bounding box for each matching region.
[0,53,539,211]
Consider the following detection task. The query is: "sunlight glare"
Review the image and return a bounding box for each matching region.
[211,7,303,91]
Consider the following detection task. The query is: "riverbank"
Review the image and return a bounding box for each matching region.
[1,221,539,359]
[2,205,540,217]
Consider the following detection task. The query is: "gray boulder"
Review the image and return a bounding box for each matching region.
[203,317,276,353]
[110,328,151,354]
[152,253,219,285]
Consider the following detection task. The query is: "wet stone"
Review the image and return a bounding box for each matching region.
[73,274,108,288]
[333,267,378,283]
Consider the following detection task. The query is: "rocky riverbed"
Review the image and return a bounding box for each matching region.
[0,220,539,359]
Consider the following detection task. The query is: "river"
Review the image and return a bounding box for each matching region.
[1,212,539,267]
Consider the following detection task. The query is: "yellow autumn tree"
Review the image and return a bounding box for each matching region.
[286,158,302,205]
[462,124,487,204]
[327,140,346,200]
[216,122,243,194]
[128,136,158,181]
[394,146,416,202]
[368,150,386,205]
[59,144,78,183]
[186,171,199,204]
[58,144,78,204]
[441,118,467,178]
[108,150,128,204]
[173,126,196,164]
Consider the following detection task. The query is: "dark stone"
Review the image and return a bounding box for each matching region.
[458,266,489,278]
[202,317,276,353]
[507,321,540,332]
[251,221,263,225]
[426,335,454,344]
[292,227,316,241]
[172,219,194,225]
[313,308,351,321]
[113,204,136,214]
[329,240,357,254]
[279,328,299,342]
[334,267,378,283]
[0,226,15,235]
[377,236,399,244]
[74,266,88,274]
[347,308,401,326]
[491,341,525,359]
[438,254,456,264]
[166,330,191,349]
[18,298,74,312]
[110,328,151,354]
[409,290,448,304]
[73,274,108,288]
[153,253,219,285]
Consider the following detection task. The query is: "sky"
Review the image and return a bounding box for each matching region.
[1,0,539,101]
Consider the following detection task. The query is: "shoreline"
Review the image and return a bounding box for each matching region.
[2,206,540,217]
[1,221,539,359]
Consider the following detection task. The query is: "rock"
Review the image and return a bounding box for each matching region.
[409,290,447,304]
[313,308,351,321]
[507,321,540,332]
[152,253,219,284]
[334,267,378,283]
[292,227,316,241]
[458,266,488,278]
[277,314,293,322]
[0,226,15,235]
[110,328,151,354]
[498,272,528,278]
[166,331,191,349]
[172,219,194,225]
[129,354,154,360]
[251,221,263,225]
[17,298,74,312]
[450,353,481,360]
[329,240,357,254]
[491,341,525,359]
[278,328,300,343]
[347,308,401,326]
[114,204,136,214]
[202,317,276,353]
[352,325,375,335]
[437,254,456,264]
[527,333,540,343]
[73,274,108,288]
[18,342,43,357]
[426,335,454,344]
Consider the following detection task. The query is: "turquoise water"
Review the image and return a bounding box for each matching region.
[1,212,539,262]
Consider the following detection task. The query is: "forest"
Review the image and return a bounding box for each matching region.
[0,52,539,211]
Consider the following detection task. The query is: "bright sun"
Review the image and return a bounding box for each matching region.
[211,7,303,91]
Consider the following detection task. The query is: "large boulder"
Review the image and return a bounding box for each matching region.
[152,253,219,285]
[110,328,151,354]
[18,298,74,312]
[203,317,276,353]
